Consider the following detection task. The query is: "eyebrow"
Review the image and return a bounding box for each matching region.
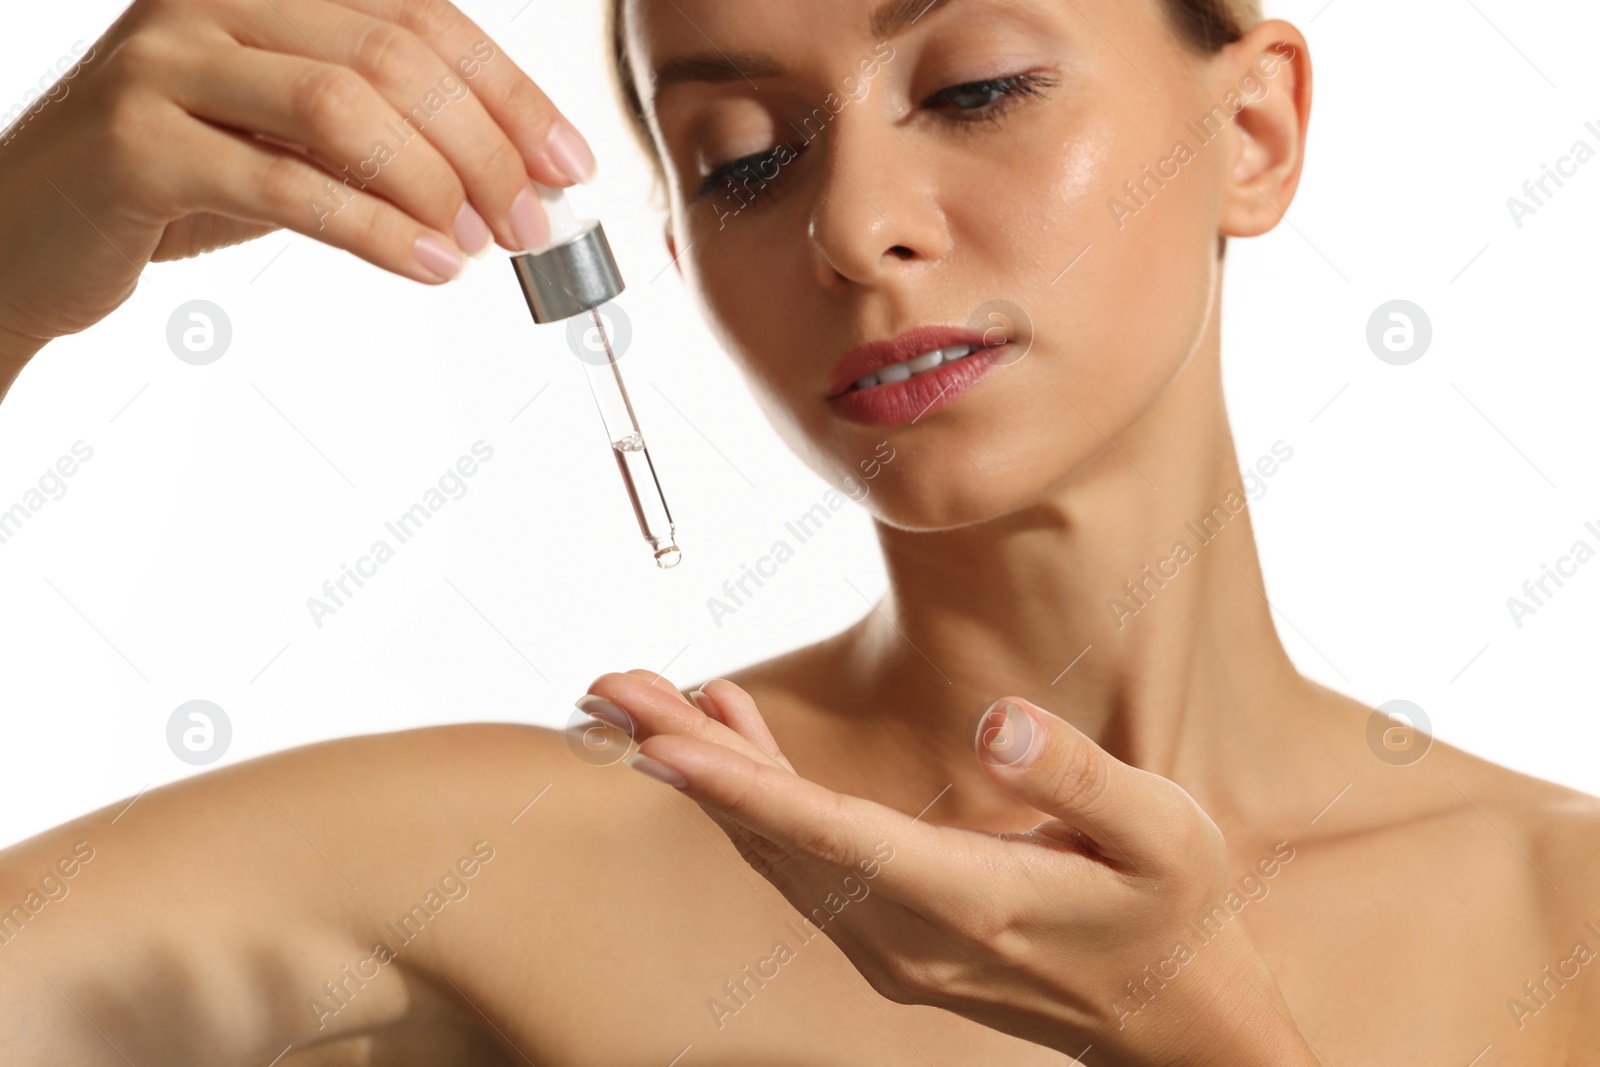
[870,0,955,40]
[651,0,958,93]
[653,52,783,93]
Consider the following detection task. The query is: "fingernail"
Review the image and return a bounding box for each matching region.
[452,202,493,257]
[625,752,688,789]
[575,694,633,733]
[545,121,597,184]
[976,699,1042,768]
[687,688,724,723]
[508,185,551,252]
[414,233,466,281]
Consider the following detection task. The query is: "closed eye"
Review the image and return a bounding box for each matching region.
[693,70,1057,204]
[696,143,805,201]
[921,71,1058,124]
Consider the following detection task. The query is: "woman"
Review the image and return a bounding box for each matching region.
[1,0,1596,1063]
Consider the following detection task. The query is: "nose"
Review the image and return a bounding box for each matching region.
[804,115,950,289]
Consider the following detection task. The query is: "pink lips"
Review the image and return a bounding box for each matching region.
[825,325,1009,428]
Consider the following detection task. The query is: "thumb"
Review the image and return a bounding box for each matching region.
[974,697,1182,872]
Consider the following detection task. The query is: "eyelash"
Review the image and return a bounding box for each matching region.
[921,71,1058,126]
[696,144,804,201]
[694,70,1057,201]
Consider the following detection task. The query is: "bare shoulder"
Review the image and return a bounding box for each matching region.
[1424,741,1600,1039]
[259,718,692,858]
[1434,743,1600,893]
[1494,767,1600,1056]
[0,720,665,954]
[0,720,693,1063]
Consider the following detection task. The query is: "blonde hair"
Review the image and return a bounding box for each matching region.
[606,0,1266,179]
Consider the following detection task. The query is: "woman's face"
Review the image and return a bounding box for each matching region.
[628,0,1260,530]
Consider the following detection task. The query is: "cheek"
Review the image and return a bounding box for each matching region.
[683,239,794,404]
[1030,94,1224,418]
[682,244,835,461]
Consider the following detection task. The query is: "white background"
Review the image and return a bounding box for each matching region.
[0,0,1595,848]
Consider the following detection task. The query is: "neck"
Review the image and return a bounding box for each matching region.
[815,326,1319,834]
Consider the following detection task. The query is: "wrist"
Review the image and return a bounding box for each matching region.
[1198,1008,1320,1067]
[1119,934,1318,1067]
[0,320,47,402]
[1184,967,1320,1067]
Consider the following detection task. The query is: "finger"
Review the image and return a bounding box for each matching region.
[173,117,464,283]
[691,679,793,771]
[685,688,726,723]
[175,44,486,255]
[600,675,784,879]
[633,732,946,902]
[327,0,597,187]
[622,668,696,708]
[582,672,782,771]
[212,0,551,251]
[974,697,1200,873]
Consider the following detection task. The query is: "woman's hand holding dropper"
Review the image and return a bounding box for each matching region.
[0,0,596,397]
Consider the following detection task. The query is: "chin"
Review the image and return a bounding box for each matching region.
[862,443,1096,534]
[761,363,1116,534]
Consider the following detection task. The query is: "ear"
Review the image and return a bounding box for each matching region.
[1215,21,1312,239]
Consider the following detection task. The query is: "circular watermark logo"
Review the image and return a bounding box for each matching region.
[166,699,232,765]
[966,300,1034,368]
[976,700,1039,767]
[566,301,633,367]
[166,300,233,366]
[1366,699,1432,766]
[564,699,636,767]
[1366,300,1432,366]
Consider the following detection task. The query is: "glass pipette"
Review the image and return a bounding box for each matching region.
[510,185,681,569]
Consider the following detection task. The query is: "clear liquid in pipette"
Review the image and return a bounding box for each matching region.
[612,433,681,569]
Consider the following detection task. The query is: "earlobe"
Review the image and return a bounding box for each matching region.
[1217,23,1313,240]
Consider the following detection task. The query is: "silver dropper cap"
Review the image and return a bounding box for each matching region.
[510,219,625,323]
[505,186,680,569]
